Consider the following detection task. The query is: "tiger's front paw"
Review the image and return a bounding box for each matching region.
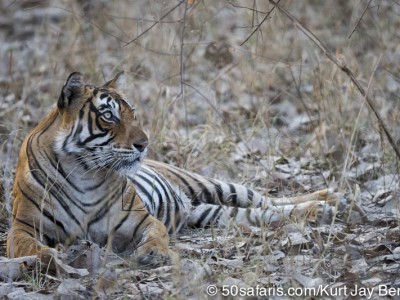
[133,218,179,268]
[135,248,178,268]
[38,247,67,273]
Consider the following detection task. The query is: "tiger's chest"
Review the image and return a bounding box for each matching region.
[39,179,128,246]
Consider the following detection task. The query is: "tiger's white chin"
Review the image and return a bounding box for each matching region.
[116,159,142,176]
[115,149,147,176]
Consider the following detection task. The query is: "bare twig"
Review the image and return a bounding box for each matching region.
[348,0,373,39]
[124,1,185,47]
[182,81,228,124]
[228,1,269,14]
[179,0,189,97]
[269,0,400,160]
[240,1,278,46]
[177,1,190,137]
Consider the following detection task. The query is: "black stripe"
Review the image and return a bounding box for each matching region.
[16,218,55,248]
[178,171,214,204]
[26,134,88,229]
[131,178,153,213]
[95,114,107,133]
[90,98,110,133]
[194,207,213,228]
[228,184,238,206]
[85,177,107,191]
[53,151,84,193]
[87,187,121,227]
[162,167,202,206]
[247,188,254,205]
[14,218,35,233]
[79,130,109,146]
[17,183,67,234]
[141,170,171,226]
[136,173,163,211]
[155,172,185,232]
[72,110,85,140]
[81,176,125,207]
[31,129,84,206]
[210,179,224,205]
[90,100,107,134]
[95,136,114,147]
[78,159,89,171]
[209,206,222,225]
[156,173,183,229]
[62,123,76,152]
[115,186,135,232]
[87,109,94,136]
[114,212,130,232]
[27,116,88,217]
[140,168,176,225]
[131,214,150,244]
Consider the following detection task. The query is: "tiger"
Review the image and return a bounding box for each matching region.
[7,72,348,268]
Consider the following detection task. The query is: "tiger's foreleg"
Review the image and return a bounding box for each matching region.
[133,217,178,267]
[7,226,61,271]
[125,191,178,267]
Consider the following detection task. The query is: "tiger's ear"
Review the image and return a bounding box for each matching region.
[103,71,126,91]
[57,72,85,110]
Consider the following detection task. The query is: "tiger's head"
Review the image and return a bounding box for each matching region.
[53,72,148,175]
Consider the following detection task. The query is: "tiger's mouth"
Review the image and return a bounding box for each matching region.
[119,157,141,168]
[113,157,142,176]
[112,150,147,174]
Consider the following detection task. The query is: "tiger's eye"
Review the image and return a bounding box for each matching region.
[103,112,113,119]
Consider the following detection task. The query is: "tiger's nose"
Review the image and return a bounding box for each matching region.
[133,139,148,153]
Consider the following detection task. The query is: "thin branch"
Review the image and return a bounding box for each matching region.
[124,1,185,47]
[348,0,373,39]
[240,1,278,46]
[179,0,189,137]
[228,1,269,14]
[182,81,228,124]
[269,0,400,160]
[251,0,263,42]
[179,0,189,97]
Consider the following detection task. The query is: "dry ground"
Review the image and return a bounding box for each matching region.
[1,0,400,299]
